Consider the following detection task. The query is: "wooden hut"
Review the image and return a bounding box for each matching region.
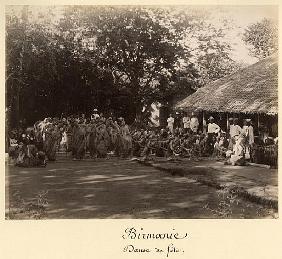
[176,54,278,166]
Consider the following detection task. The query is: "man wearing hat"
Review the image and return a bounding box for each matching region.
[205,116,220,155]
[182,112,191,133]
[91,109,100,121]
[243,119,254,160]
[229,118,242,150]
[207,116,220,134]
[167,114,175,134]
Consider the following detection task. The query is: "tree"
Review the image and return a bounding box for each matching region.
[243,18,278,59]
[6,7,62,126]
[6,6,29,127]
[79,6,200,122]
[180,8,241,85]
[6,6,240,127]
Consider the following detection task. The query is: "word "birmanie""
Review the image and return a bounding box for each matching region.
[122,227,188,240]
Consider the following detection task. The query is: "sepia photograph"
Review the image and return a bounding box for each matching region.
[5,5,278,219]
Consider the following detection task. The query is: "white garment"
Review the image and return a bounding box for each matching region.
[248,125,254,145]
[229,138,245,165]
[60,131,67,145]
[190,117,199,132]
[207,123,220,134]
[233,140,244,156]
[167,117,174,134]
[182,117,190,128]
[242,125,249,136]
[230,124,242,138]
[167,117,174,127]
[9,138,18,147]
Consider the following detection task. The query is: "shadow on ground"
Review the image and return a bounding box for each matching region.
[6,159,276,219]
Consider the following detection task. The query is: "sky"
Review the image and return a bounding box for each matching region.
[6,5,278,65]
[205,5,278,64]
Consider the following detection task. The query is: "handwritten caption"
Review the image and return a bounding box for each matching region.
[122,227,188,257]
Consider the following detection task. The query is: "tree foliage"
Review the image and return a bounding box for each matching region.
[243,18,278,59]
[6,6,239,127]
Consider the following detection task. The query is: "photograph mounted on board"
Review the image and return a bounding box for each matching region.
[5,5,278,219]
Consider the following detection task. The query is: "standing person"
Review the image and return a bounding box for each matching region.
[106,117,117,155]
[182,113,191,133]
[120,118,132,158]
[113,120,122,156]
[71,121,79,159]
[33,122,44,152]
[246,119,254,146]
[261,124,269,143]
[75,122,87,160]
[244,119,254,160]
[44,124,61,161]
[60,130,67,153]
[99,113,106,123]
[190,112,199,134]
[205,116,220,156]
[207,116,221,134]
[230,118,242,144]
[96,120,110,158]
[174,112,181,128]
[242,119,249,136]
[84,119,92,155]
[228,117,235,150]
[228,117,242,155]
[242,119,250,159]
[88,119,97,158]
[81,113,86,124]
[65,118,73,153]
[167,114,175,134]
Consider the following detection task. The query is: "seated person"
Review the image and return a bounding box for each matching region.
[15,136,47,167]
[225,134,246,166]
[8,130,19,161]
[213,132,229,158]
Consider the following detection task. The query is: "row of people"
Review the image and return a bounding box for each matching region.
[7,111,266,167]
[8,114,133,166]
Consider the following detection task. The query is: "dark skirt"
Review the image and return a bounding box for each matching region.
[205,133,216,156]
[44,135,58,161]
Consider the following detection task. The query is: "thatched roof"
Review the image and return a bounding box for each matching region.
[176,54,278,115]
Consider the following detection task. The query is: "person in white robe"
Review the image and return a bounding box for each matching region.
[190,112,199,133]
[182,114,190,132]
[167,114,175,134]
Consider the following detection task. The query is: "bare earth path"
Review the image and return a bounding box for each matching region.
[5,158,277,219]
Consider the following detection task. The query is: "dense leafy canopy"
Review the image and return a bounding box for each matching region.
[6,6,241,127]
[243,18,278,59]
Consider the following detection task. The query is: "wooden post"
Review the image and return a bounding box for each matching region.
[202,110,206,134]
[226,113,229,133]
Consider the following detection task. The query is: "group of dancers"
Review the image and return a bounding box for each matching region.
[7,109,259,167]
[9,111,133,167]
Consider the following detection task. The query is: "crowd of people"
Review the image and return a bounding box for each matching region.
[7,109,273,168]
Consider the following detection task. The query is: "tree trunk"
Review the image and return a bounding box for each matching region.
[15,86,21,128]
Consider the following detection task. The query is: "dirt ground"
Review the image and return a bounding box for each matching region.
[5,158,277,219]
